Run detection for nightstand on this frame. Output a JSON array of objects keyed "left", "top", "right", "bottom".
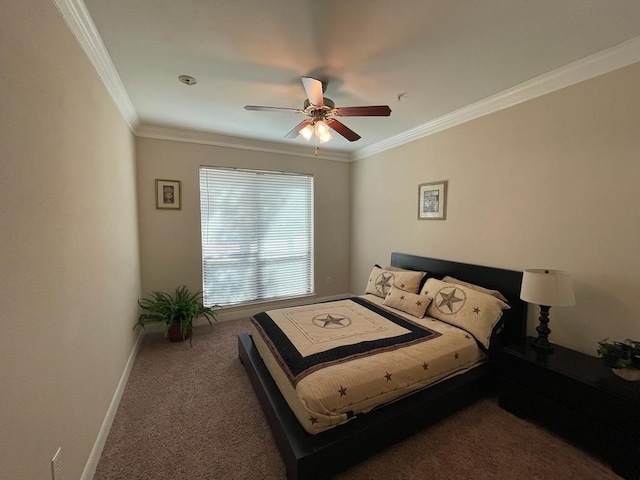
[{"left": 497, "top": 337, "right": 640, "bottom": 480}]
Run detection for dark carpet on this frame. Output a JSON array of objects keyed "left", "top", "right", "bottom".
[{"left": 93, "top": 318, "right": 621, "bottom": 479}]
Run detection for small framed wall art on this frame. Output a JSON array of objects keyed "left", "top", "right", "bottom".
[
  {"left": 155, "top": 179, "right": 181, "bottom": 210},
  {"left": 418, "top": 180, "right": 447, "bottom": 220}
]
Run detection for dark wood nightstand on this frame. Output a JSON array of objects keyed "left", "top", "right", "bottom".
[{"left": 497, "top": 337, "right": 640, "bottom": 480}]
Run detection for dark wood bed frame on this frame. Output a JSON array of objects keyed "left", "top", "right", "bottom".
[{"left": 238, "top": 252, "right": 527, "bottom": 479}]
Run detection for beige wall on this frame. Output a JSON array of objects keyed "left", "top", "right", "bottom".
[
  {"left": 136, "top": 138, "right": 350, "bottom": 319},
  {"left": 2, "top": 2, "right": 638, "bottom": 477},
  {"left": 0, "top": 2, "right": 141, "bottom": 479},
  {"left": 351, "top": 62, "right": 640, "bottom": 356}
]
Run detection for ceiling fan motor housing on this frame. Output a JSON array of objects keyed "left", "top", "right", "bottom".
[{"left": 303, "top": 98, "right": 335, "bottom": 111}]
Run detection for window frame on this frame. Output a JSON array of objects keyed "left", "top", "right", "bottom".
[{"left": 199, "top": 166, "right": 314, "bottom": 307}]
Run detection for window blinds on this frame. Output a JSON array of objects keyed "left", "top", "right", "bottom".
[{"left": 199, "top": 167, "right": 314, "bottom": 307}]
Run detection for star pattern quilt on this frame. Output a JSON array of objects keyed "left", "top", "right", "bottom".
[{"left": 251, "top": 294, "right": 487, "bottom": 434}]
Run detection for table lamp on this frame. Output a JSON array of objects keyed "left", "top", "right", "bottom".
[{"left": 520, "top": 269, "right": 576, "bottom": 352}]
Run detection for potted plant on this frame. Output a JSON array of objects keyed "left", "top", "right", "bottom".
[
  {"left": 597, "top": 338, "right": 640, "bottom": 381},
  {"left": 135, "top": 285, "right": 218, "bottom": 346}
]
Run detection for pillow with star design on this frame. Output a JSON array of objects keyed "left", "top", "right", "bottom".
[
  {"left": 441, "top": 276, "right": 508, "bottom": 302},
  {"left": 383, "top": 286, "right": 432, "bottom": 318},
  {"left": 364, "top": 265, "right": 426, "bottom": 298},
  {"left": 420, "top": 278, "right": 510, "bottom": 349},
  {"left": 385, "top": 265, "right": 429, "bottom": 291}
]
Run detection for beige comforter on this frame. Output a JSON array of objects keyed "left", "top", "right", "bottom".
[{"left": 251, "top": 294, "right": 486, "bottom": 434}]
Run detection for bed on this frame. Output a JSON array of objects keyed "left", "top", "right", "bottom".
[{"left": 238, "top": 252, "right": 527, "bottom": 479}]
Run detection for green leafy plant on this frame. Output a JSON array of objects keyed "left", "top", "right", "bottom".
[
  {"left": 597, "top": 338, "right": 640, "bottom": 369},
  {"left": 135, "top": 285, "right": 218, "bottom": 346}
]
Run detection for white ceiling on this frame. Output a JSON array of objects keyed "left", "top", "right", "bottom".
[{"left": 81, "top": 0, "right": 640, "bottom": 156}]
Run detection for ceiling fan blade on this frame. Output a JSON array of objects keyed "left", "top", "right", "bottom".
[
  {"left": 245, "top": 105, "right": 301, "bottom": 113},
  {"left": 334, "top": 105, "right": 392, "bottom": 117},
  {"left": 285, "top": 119, "right": 312, "bottom": 139},
  {"left": 301, "top": 77, "right": 324, "bottom": 107},
  {"left": 327, "top": 119, "right": 361, "bottom": 142}
]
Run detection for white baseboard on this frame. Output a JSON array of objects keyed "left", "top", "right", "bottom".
[
  {"left": 80, "top": 292, "right": 351, "bottom": 478},
  {"left": 81, "top": 330, "right": 144, "bottom": 480}
]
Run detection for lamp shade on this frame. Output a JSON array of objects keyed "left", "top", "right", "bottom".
[{"left": 520, "top": 269, "right": 576, "bottom": 307}]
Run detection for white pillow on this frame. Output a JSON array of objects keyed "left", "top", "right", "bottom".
[{"left": 421, "top": 278, "right": 509, "bottom": 348}]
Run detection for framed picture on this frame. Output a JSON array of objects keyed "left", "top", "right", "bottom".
[
  {"left": 418, "top": 180, "right": 447, "bottom": 220},
  {"left": 155, "top": 179, "right": 181, "bottom": 210}
]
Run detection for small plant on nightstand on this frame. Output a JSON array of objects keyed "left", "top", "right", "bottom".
[{"left": 597, "top": 338, "right": 640, "bottom": 381}]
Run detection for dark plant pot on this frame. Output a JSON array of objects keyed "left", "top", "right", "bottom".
[{"left": 167, "top": 322, "right": 192, "bottom": 342}]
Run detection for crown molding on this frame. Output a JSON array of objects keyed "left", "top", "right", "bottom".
[
  {"left": 54, "top": 0, "right": 639, "bottom": 162},
  {"left": 136, "top": 125, "right": 352, "bottom": 162},
  {"left": 354, "top": 35, "right": 640, "bottom": 160},
  {"left": 52, "top": 0, "right": 140, "bottom": 131}
]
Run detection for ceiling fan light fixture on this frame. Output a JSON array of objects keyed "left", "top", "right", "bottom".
[
  {"left": 315, "top": 120, "right": 329, "bottom": 135},
  {"left": 299, "top": 124, "right": 314, "bottom": 141},
  {"left": 317, "top": 130, "right": 333, "bottom": 144},
  {"left": 245, "top": 76, "right": 390, "bottom": 148}
]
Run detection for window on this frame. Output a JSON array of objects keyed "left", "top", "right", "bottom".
[{"left": 199, "top": 167, "right": 314, "bottom": 307}]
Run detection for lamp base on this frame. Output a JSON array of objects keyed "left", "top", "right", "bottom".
[
  {"left": 531, "top": 336, "right": 554, "bottom": 352},
  {"left": 532, "top": 305, "right": 554, "bottom": 353}
]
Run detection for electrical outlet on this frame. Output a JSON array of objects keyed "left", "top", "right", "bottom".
[
  {"left": 326, "top": 276, "right": 332, "bottom": 285},
  {"left": 51, "top": 447, "right": 62, "bottom": 480}
]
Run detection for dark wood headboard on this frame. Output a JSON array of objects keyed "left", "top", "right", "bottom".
[{"left": 390, "top": 252, "right": 527, "bottom": 345}]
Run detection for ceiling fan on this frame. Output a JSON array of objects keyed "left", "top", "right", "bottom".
[{"left": 244, "top": 77, "right": 391, "bottom": 146}]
